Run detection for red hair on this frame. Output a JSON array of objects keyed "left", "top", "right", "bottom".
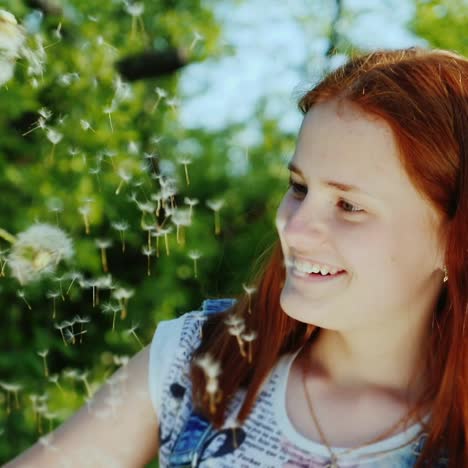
[{"left": 190, "top": 47, "right": 468, "bottom": 466}]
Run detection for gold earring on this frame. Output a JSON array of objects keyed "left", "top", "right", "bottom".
[{"left": 443, "top": 265, "right": 448, "bottom": 283}]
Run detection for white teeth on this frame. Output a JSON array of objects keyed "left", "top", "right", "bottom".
[{"left": 293, "top": 259, "right": 340, "bottom": 275}]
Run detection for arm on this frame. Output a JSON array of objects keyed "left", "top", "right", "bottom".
[{"left": 4, "top": 345, "right": 159, "bottom": 468}]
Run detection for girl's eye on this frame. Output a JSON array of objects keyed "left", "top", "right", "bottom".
[{"left": 287, "top": 178, "right": 364, "bottom": 214}]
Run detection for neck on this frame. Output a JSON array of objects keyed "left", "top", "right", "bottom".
[{"left": 306, "top": 314, "right": 432, "bottom": 403}]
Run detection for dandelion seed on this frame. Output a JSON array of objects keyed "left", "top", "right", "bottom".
[
  {"left": 77, "top": 370, "right": 92, "bottom": 397},
  {"left": 155, "top": 225, "right": 172, "bottom": 256},
  {"left": 242, "top": 284, "right": 257, "bottom": 314},
  {"left": 241, "top": 330, "right": 258, "bottom": 363},
  {"left": 103, "top": 103, "right": 116, "bottom": 132},
  {"left": 171, "top": 208, "right": 191, "bottom": 246},
  {"left": 78, "top": 202, "right": 92, "bottom": 235},
  {"left": 188, "top": 250, "right": 202, "bottom": 278},
  {"left": 112, "top": 287, "right": 134, "bottom": 320},
  {"left": 101, "top": 302, "right": 120, "bottom": 332},
  {"left": 7, "top": 223, "right": 74, "bottom": 285},
  {"left": 151, "top": 87, "right": 167, "bottom": 113},
  {"left": 95, "top": 238, "right": 112, "bottom": 273},
  {"left": 37, "top": 349, "right": 49, "bottom": 377},
  {"left": 46, "top": 197, "right": 64, "bottom": 225},
  {"left": 65, "top": 270, "right": 83, "bottom": 295},
  {"left": 177, "top": 156, "right": 192, "bottom": 186},
  {"left": 43, "top": 411, "right": 59, "bottom": 434},
  {"left": 80, "top": 119, "right": 95, "bottom": 133},
  {"left": 142, "top": 246, "right": 154, "bottom": 276},
  {"left": 225, "top": 314, "right": 247, "bottom": 358},
  {"left": 184, "top": 197, "right": 199, "bottom": 219},
  {"left": 141, "top": 220, "right": 156, "bottom": 251},
  {"left": 46, "top": 290, "right": 60, "bottom": 319},
  {"left": 0, "top": 9, "right": 25, "bottom": 87},
  {"left": 54, "top": 322, "right": 68, "bottom": 346},
  {"left": 206, "top": 199, "right": 224, "bottom": 235},
  {"left": 166, "top": 97, "right": 179, "bottom": 113},
  {"left": 124, "top": 1, "right": 145, "bottom": 41},
  {"left": 125, "top": 322, "right": 143, "bottom": 349},
  {"left": 48, "top": 374, "right": 64, "bottom": 394},
  {"left": 189, "top": 31, "right": 204, "bottom": 51},
  {"left": 89, "top": 166, "right": 102, "bottom": 191},
  {"left": 111, "top": 220, "right": 129, "bottom": 253},
  {"left": 194, "top": 353, "right": 222, "bottom": 415},
  {"left": 64, "top": 328, "right": 76, "bottom": 345},
  {"left": 22, "top": 116, "right": 47, "bottom": 136},
  {"left": 45, "top": 128, "right": 63, "bottom": 163},
  {"left": 115, "top": 167, "right": 132, "bottom": 195},
  {"left": 73, "top": 314, "right": 91, "bottom": 343},
  {"left": 17, "top": 290, "right": 32, "bottom": 309},
  {"left": 0, "top": 381, "right": 22, "bottom": 413}
]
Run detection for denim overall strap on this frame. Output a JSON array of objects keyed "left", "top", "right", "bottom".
[{"left": 200, "top": 298, "right": 237, "bottom": 315}]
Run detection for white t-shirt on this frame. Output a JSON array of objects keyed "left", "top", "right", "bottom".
[{"left": 149, "top": 298, "right": 448, "bottom": 467}]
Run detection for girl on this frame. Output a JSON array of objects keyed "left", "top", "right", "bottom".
[{"left": 6, "top": 46, "right": 467, "bottom": 468}]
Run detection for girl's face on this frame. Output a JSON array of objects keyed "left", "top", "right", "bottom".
[{"left": 276, "top": 99, "right": 446, "bottom": 331}]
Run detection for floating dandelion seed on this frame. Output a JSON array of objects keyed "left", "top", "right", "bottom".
[
  {"left": 194, "top": 353, "right": 222, "bottom": 415},
  {"left": 0, "top": 249, "right": 8, "bottom": 276},
  {"left": 95, "top": 238, "right": 112, "bottom": 273},
  {"left": 78, "top": 201, "right": 93, "bottom": 235},
  {"left": 177, "top": 156, "right": 192, "bottom": 186},
  {"left": 45, "top": 128, "right": 63, "bottom": 163},
  {"left": 116, "top": 167, "right": 132, "bottom": 195},
  {"left": 48, "top": 374, "right": 64, "bottom": 394},
  {"left": 156, "top": 225, "right": 172, "bottom": 256},
  {"left": 111, "top": 220, "right": 129, "bottom": 252},
  {"left": 166, "top": 97, "right": 179, "bottom": 113},
  {"left": 17, "top": 289, "right": 32, "bottom": 309},
  {"left": 101, "top": 302, "right": 120, "bottom": 332},
  {"left": 7, "top": 223, "right": 74, "bottom": 285},
  {"left": 225, "top": 314, "right": 247, "bottom": 357},
  {"left": 141, "top": 220, "right": 156, "bottom": 251},
  {"left": 188, "top": 250, "right": 202, "bottom": 278},
  {"left": 184, "top": 197, "right": 199, "bottom": 218},
  {"left": 171, "top": 208, "right": 191, "bottom": 246},
  {"left": 73, "top": 314, "right": 91, "bottom": 344},
  {"left": 80, "top": 119, "right": 95, "bottom": 132},
  {"left": 37, "top": 349, "right": 49, "bottom": 377},
  {"left": 77, "top": 370, "right": 92, "bottom": 397},
  {"left": 142, "top": 246, "right": 154, "bottom": 276},
  {"left": 206, "top": 199, "right": 225, "bottom": 235},
  {"left": 43, "top": 411, "right": 59, "bottom": 433},
  {"left": 46, "top": 197, "right": 64, "bottom": 225},
  {"left": 54, "top": 322, "right": 68, "bottom": 346},
  {"left": 242, "top": 284, "right": 257, "bottom": 314},
  {"left": 151, "top": 87, "right": 167, "bottom": 113},
  {"left": 128, "top": 140, "right": 139, "bottom": 155},
  {"left": 189, "top": 31, "right": 204, "bottom": 51},
  {"left": 53, "top": 274, "right": 66, "bottom": 300},
  {"left": 124, "top": 1, "right": 145, "bottom": 41},
  {"left": 0, "top": 381, "right": 22, "bottom": 413},
  {"left": 125, "top": 322, "right": 143, "bottom": 349},
  {"left": 241, "top": 330, "right": 257, "bottom": 363},
  {"left": 95, "top": 274, "right": 113, "bottom": 306},
  {"left": 103, "top": 102, "right": 116, "bottom": 132},
  {"left": 112, "top": 287, "right": 134, "bottom": 320},
  {"left": 65, "top": 270, "right": 83, "bottom": 295}
]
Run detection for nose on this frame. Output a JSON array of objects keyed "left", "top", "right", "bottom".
[{"left": 276, "top": 196, "right": 328, "bottom": 249}]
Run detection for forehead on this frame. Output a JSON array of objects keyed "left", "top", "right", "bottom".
[
  {"left": 294, "top": 99, "right": 442, "bottom": 227},
  {"left": 294, "top": 101, "right": 409, "bottom": 200}
]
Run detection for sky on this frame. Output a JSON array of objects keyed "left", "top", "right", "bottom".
[{"left": 178, "top": 0, "right": 428, "bottom": 144}]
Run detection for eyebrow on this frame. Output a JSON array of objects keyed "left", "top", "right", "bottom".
[{"left": 287, "top": 161, "right": 375, "bottom": 197}]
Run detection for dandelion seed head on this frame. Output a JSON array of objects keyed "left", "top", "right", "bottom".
[
  {"left": 80, "top": 119, "right": 92, "bottom": 131},
  {"left": 206, "top": 199, "right": 224, "bottom": 212},
  {"left": 95, "top": 238, "right": 112, "bottom": 249},
  {"left": 37, "top": 349, "right": 49, "bottom": 358},
  {"left": 188, "top": 250, "right": 202, "bottom": 260},
  {"left": 0, "top": 9, "right": 25, "bottom": 61},
  {"left": 242, "top": 284, "right": 257, "bottom": 295},
  {"left": 194, "top": 353, "right": 221, "bottom": 379},
  {"left": 112, "top": 287, "right": 134, "bottom": 301},
  {"left": 171, "top": 208, "right": 192, "bottom": 226},
  {"left": 46, "top": 128, "right": 63, "bottom": 145},
  {"left": 241, "top": 330, "right": 258, "bottom": 342},
  {"left": 184, "top": 197, "right": 199, "bottom": 207},
  {"left": 7, "top": 223, "right": 74, "bottom": 284},
  {"left": 125, "top": 2, "right": 144, "bottom": 17},
  {"left": 111, "top": 220, "right": 129, "bottom": 232}
]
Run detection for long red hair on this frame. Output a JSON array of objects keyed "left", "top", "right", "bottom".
[{"left": 190, "top": 47, "right": 468, "bottom": 466}]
